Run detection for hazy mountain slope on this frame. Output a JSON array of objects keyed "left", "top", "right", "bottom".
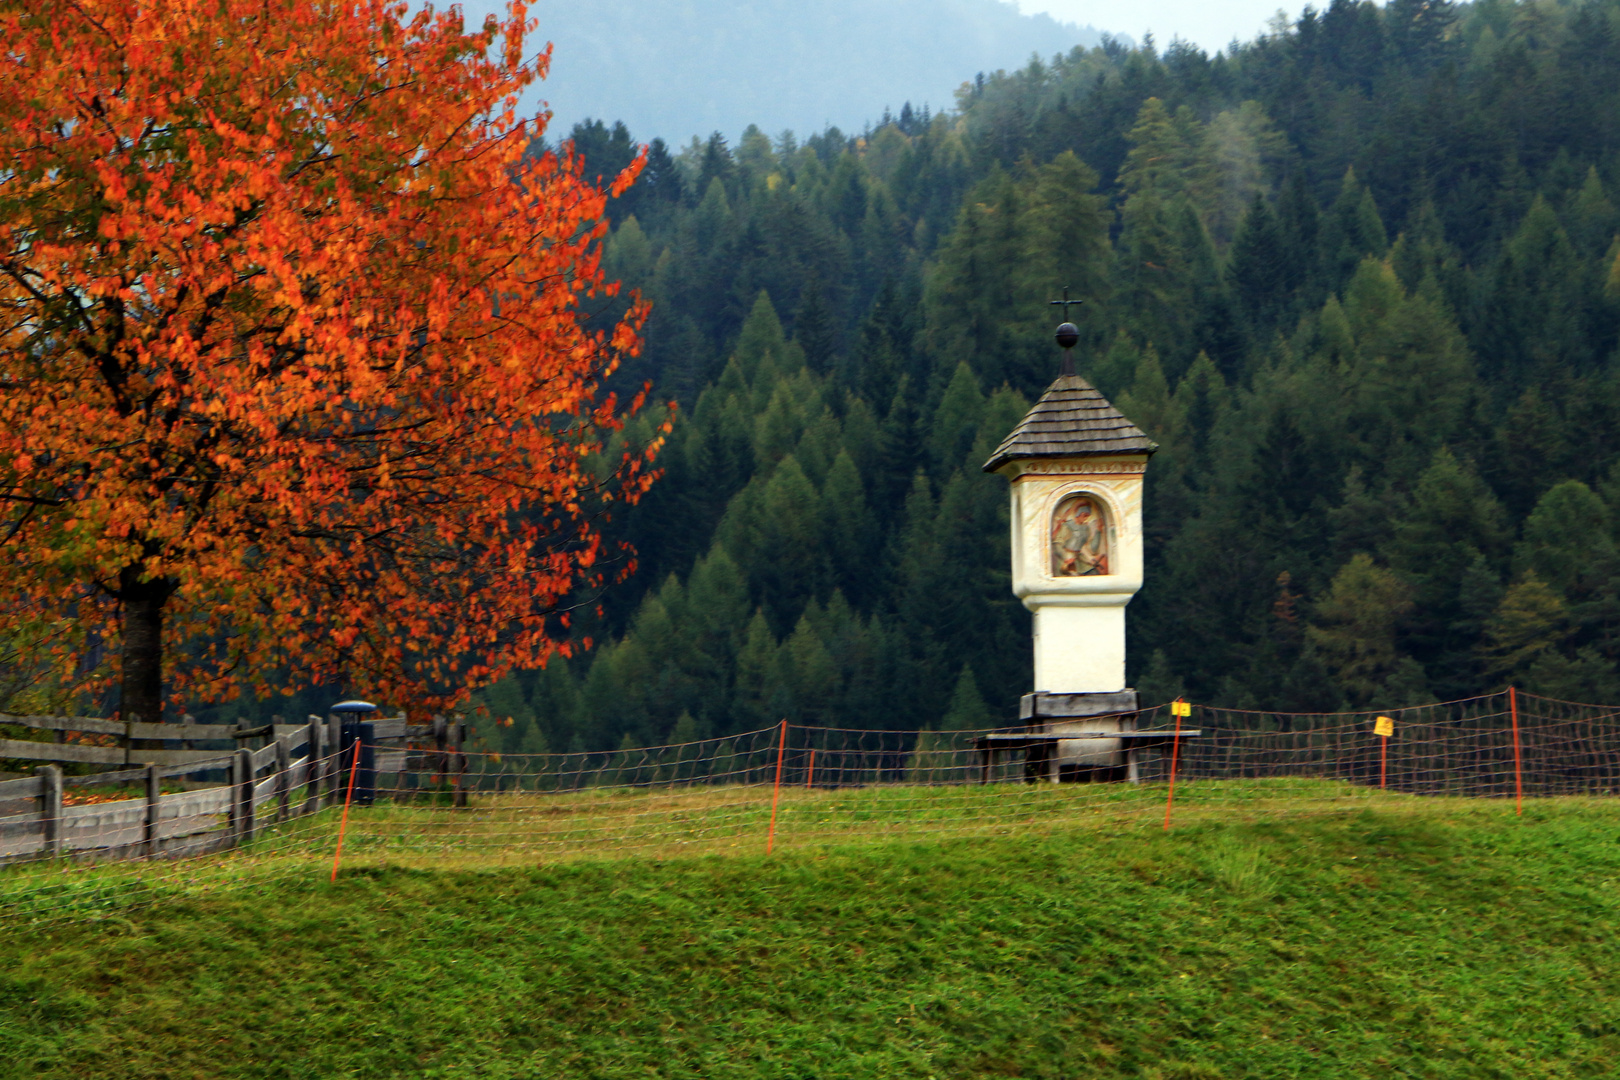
[{"left": 507, "top": 0, "right": 1111, "bottom": 143}]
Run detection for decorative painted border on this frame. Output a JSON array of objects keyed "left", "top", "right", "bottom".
[{"left": 1031, "top": 479, "right": 1127, "bottom": 583}]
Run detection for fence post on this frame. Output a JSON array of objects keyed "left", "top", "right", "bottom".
[
  {"left": 326, "top": 717, "right": 342, "bottom": 803},
  {"left": 40, "top": 765, "right": 63, "bottom": 858},
  {"left": 1164, "top": 699, "right": 1188, "bottom": 831},
  {"left": 234, "top": 747, "right": 256, "bottom": 843},
  {"left": 329, "top": 737, "right": 363, "bottom": 883},
  {"left": 767, "top": 720, "right": 787, "bottom": 855},
  {"left": 450, "top": 718, "right": 467, "bottom": 808},
  {"left": 431, "top": 715, "right": 447, "bottom": 787},
  {"left": 144, "top": 763, "right": 161, "bottom": 857},
  {"left": 275, "top": 736, "right": 291, "bottom": 823},
  {"left": 229, "top": 751, "right": 243, "bottom": 843},
  {"left": 306, "top": 718, "right": 324, "bottom": 815},
  {"left": 1509, "top": 685, "right": 1523, "bottom": 816}
]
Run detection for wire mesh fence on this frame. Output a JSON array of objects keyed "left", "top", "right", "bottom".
[
  {"left": 1148, "top": 691, "right": 1620, "bottom": 798},
  {"left": 5, "top": 688, "right": 1620, "bottom": 923}
]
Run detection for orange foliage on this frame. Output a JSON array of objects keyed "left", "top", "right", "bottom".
[{"left": 0, "top": 0, "right": 662, "bottom": 714}]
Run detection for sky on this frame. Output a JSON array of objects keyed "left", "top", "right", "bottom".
[
  {"left": 450, "top": 0, "right": 1313, "bottom": 144},
  {"left": 1019, "top": 0, "right": 1301, "bottom": 54}
]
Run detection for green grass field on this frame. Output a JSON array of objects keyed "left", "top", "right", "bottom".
[{"left": 3, "top": 782, "right": 1620, "bottom": 1078}]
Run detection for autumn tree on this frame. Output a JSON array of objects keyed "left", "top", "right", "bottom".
[{"left": 0, "top": 0, "right": 660, "bottom": 722}]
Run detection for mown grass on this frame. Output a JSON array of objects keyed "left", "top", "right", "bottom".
[{"left": 3, "top": 784, "right": 1620, "bottom": 1078}]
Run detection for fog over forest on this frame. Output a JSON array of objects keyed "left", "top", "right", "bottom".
[{"left": 461, "top": 0, "right": 1111, "bottom": 143}]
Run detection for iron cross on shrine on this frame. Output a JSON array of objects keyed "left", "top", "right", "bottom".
[
  {"left": 1050, "top": 287, "right": 1083, "bottom": 374},
  {"left": 1050, "top": 287, "right": 1084, "bottom": 322}
]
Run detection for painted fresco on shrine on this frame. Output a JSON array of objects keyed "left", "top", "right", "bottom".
[{"left": 1049, "top": 494, "right": 1111, "bottom": 576}]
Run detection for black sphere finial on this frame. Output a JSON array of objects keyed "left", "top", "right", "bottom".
[{"left": 1049, "top": 287, "right": 1083, "bottom": 376}]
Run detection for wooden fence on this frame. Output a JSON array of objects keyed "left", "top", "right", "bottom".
[{"left": 0, "top": 712, "right": 467, "bottom": 864}]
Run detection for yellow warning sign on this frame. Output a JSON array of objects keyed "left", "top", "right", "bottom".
[
  {"left": 1171, "top": 701, "right": 1192, "bottom": 717},
  {"left": 1374, "top": 715, "right": 1394, "bottom": 738}
]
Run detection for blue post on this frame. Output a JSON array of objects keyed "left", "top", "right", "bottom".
[{"left": 331, "top": 700, "right": 380, "bottom": 806}]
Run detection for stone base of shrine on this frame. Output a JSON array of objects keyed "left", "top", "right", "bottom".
[{"left": 974, "top": 689, "right": 1197, "bottom": 784}]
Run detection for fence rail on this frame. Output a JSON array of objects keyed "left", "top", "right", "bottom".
[{"left": 0, "top": 711, "right": 466, "bottom": 864}]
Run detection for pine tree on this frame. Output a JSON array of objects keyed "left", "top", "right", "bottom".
[
  {"left": 848, "top": 281, "right": 914, "bottom": 412},
  {"left": 1567, "top": 167, "right": 1617, "bottom": 258},
  {"left": 752, "top": 380, "right": 812, "bottom": 467},
  {"left": 1228, "top": 193, "right": 1290, "bottom": 334},
  {"left": 1135, "top": 650, "right": 1186, "bottom": 707},
  {"left": 940, "top": 664, "right": 995, "bottom": 731},
  {"left": 669, "top": 711, "right": 705, "bottom": 780},
  {"left": 518, "top": 720, "right": 552, "bottom": 758},
  {"left": 732, "top": 611, "right": 779, "bottom": 733},
  {"left": 754, "top": 456, "right": 828, "bottom": 633},
  {"left": 1491, "top": 389, "right": 1574, "bottom": 518},
  {"left": 1021, "top": 151, "right": 1112, "bottom": 357},
  {"left": 873, "top": 375, "right": 924, "bottom": 520},
  {"left": 1307, "top": 554, "right": 1417, "bottom": 707},
  {"left": 1275, "top": 173, "right": 1321, "bottom": 307},
  {"left": 1319, "top": 169, "right": 1388, "bottom": 295},
  {"left": 1383, "top": 449, "right": 1509, "bottom": 697},
  {"left": 1482, "top": 573, "right": 1572, "bottom": 687},
  {"left": 784, "top": 614, "right": 839, "bottom": 726},
  {"left": 922, "top": 167, "right": 1032, "bottom": 389},
  {"left": 927, "top": 363, "right": 986, "bottom": 473},
  {"left": 734, "top": 292, "right": 790, "bottom": 382},
  {"left": 698, "top": 132, "right": 737, "bottom": 196},
  {"left": 1514, "top": 480, "right": 1614, "bottom": 599},
  {"left": 1388, "top": 198, "right": 1467, "bottom": 318},
  {"left": 821, "top": 452, "right": 878, "bottom": 606},
  {"left": 793, "top": 278, "right": 838, "bottom": 374},
  {"left": 1118, "top": 98, "right": 1207, "bottom": 205},
  {"left": 1480, "top": 196, "right": 1591, "bottom": 382}
]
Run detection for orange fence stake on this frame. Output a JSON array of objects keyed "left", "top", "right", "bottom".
[
  {"left": 766, "top": 719, "right": 787, "bottom": 854},
  {"left": 1509, "top": 685, "right": 1523, "bottom": 816},
  {"left": 806, "top": 748, "right": 815, "bottom": 789},
  {"left": 329, "top": 739, "right": 362, "bottom": 883},
  {"left": 1374, "top": 715, "right": 1394, "bottom": 789},
  {"left": 1164, "top": 699, "right": 1188, "bottom": 830}
]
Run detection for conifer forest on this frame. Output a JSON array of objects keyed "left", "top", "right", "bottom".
[{"left": 474, "top": 0, "right": 1620, "bottom": 758}]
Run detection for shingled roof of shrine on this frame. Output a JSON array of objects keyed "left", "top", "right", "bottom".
[{"left": 982, "top": 374, "right": 1157, "bottom": 473}]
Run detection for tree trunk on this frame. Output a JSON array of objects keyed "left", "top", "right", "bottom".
[{"left": 121, "top": 565, "right": 175, "bottom": 747}]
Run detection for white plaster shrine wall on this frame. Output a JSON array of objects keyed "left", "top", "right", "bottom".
[{"left": 1004, "top": 455, "right": 1148, "bottom": 695}]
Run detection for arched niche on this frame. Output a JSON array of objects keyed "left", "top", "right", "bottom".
[{"left": 1048, "top": 491, "right": 1114, "bottom": 577}]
